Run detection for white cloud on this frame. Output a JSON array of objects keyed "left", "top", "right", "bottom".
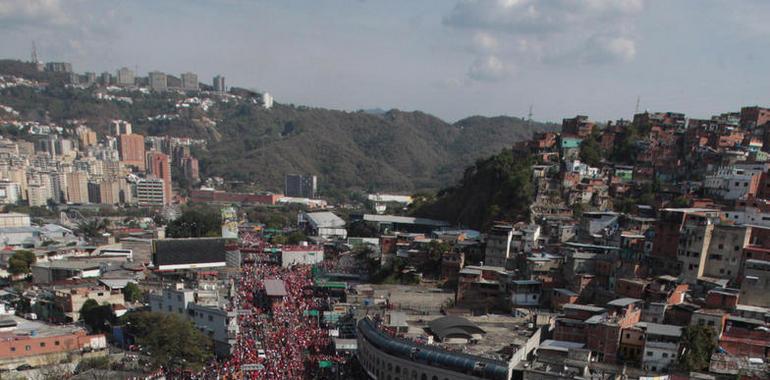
[
  {"left": 445, "top": 0, "right": 645, "bottom": 79},
  {"left": 467, "top": 55, "right": 508, "bottom": 82},
  {"left": 0, "top": 0, "right": 72, "bottom": 27},
  {"left": 587, "top": 35, "right": 636, "bottom": 63},
  {"left": 472, "top": 32, "right": 499, "bottom": 53}
]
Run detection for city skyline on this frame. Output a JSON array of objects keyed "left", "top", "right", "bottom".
[{"left": 2, "top": 0, "right": 770, "bottom": 122}]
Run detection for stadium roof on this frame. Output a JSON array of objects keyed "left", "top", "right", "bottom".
[
  {"left": 361, "top": 214, "right": 450, "bottom": 227},
  {"left": 428, "top": 316, "right": 485, "bottom": 341}
]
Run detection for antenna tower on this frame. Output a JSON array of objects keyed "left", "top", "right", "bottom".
[{"left": 31, "top": 41, "right": 38, "bottom": 63}]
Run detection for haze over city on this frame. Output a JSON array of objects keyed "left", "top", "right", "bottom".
[{"left": 2, "top": 0, "right": 770, "bottom": 121}]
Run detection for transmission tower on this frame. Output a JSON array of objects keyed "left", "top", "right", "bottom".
[
  {"left": 634, "top": 96, "right": 640, "bottom": 115},
  {"left": 527, "top": 104, "right": 533, "bottom": 127},
  {"left": 31, "top": 41, "right": 38, "bottom": 63}
]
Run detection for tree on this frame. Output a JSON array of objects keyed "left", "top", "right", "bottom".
[
  {"left": 122, "top": 312, "right": 212, "bottom": 371},
  {"left": 76, "top": 218, "right": 108, "bottom": 239},
  {"left": 8, "top": 250, "right": 36, "bottom": 275},
  {"left": 286, "top": 230, "right": 307, "bottom": 245},
  {"left": 80, "top": 299, "right": 116, "bottom": 333},
  {"left": 122, "top": 282, "right": 144, "bottom": 303},
  {"left": 579, "top": 133, "right": 602, "bottom": 167},
  {"left": 679, "top": 325, "right": 717, "bottom": 371},
  {"left": 165, "top": 209, "right": 220, "bottom": 238}
]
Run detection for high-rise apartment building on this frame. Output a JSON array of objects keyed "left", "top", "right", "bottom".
[
  {"left": 137, "top": 178, "right": 165, "bottom": 206},
  {"left": 284, "top": 174, "right": 317, "bottom": 198},
  {"left": 111, "top": 120, "right": 132, "bottom": 136},
  {"left": 213, "top": 75, "right": 225, "bottom": 93},
  {"left": 182, "top": 156, "right": 199, "bottom": 182},
  {"left": 149, "top": 71, "right": 167, "bottom": 92},
  {"left": 0, "top": 180, "right": 20, "bottom": 204},
  {"left": 180, "top": 72, "right": 198, "bottom": 91},
  {"left": 118, "top": 134, "right": 146, "bottom": 171},
  {"left": 146, "top": 152, "right": 172, "bottom": 204},
  {"left": 116, "top": 67, "right": 135, "bottom": 87},
  {"left": 76, "top": 126, "right": 97, "bottom": 147},
  {"left": 65, "top": 172, "right": 89, "bottom": 204}
]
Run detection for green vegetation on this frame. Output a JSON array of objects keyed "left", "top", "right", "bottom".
[
  {"left": 79, "top": 299, "right": 116, "bottom": 333},
  {"left": 8, "top": 250, "right": 36, "bottom": 275},
  {"left": 165, "top": 208, "right": 221, "bottom": 238},
  {"left": 679, "top": 325, "right": 717, "bottom": 371},
  {"left": 579, "top": 129, "right": 603, "bottom": 167},
  {"left": 271, "top": 230, "right": 307, "bottom": 245},
  {"left": 76, "top": 218, "right": 109, "bottom": 239},
  {"left": 0, "top": 59, "right": 558, "bottom": 197},
  {"left": 122, "top": 311, "right": 213, "bottom": 371},
  {"left": 411, "top": 149, "right": 534, "bottom": 229},
  {"left": 75, "top": 356, "right": 110, "bottom": 372},
  {"left": 122, "top": 282, "right": 144, "bottom": 303}
]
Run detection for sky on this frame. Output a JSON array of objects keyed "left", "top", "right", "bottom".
[{"left": 1, "top": 0, "right": 770, "bottom": 123}]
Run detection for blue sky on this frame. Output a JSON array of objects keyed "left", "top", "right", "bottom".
[{"left": 1, "top": 0, "right": 770, "bottom": 123}]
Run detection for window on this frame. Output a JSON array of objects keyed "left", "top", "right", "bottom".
[
  {"left": 209, "top": 315, "right": 213, "bottom": 322},
  {"left": 662, "top": 353, "right": 668, "bottom": 358},
  {"left": 25, "top": 345, "right": 30, "bottom": 351},
  {"left": 10, "top": 347, "right": 15, "bottom": 352},
  {"left": 54, "top": 341, "right": 60, "bottom": 346},
  {"left": 40, "top": 342, "right": 45, "bottom": 347},
  {"left": 647, "top": 351, "right": 653, "bottom": 356}
]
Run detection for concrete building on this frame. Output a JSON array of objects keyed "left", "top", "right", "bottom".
[
  {"left": 31, "top": 261, "right": 102, "bottom": 285},
  {"left": 182, "top": 156, "right": 199, "bottom": 182},
  {"left": 44, "top": 62, "right": 73, "bottom": 73},
  {"left": 148, "top": 71, "right": 167, "bottom": 92},
  {"left": 180, "top": 72, "right": 198, "bottom": 91},
  {"left": 639, "top": 323, "right": 682, "bottom": 373},
  {"left": 0, "top": 316, "right": 106, "bottom": 370},
  {"left": 213, "top": 75, "right": 225, "bottom": 93},
  {"left": 118, "top": 134, "right": 146, "bottom": 171},
  {"left": 65, "top": 172, "right": 89, "bottom": 204},
  {"left": 702, "top": 224, "right": 750, "bottom": 283},
  {"left": 111, "top": 120, "right": 132, "bottom": 136},
  {"left": 75, "top": 126, "right": 97, "bottom": 147},
  {"left": 484, "top": 224, "right": 514, "bottom": 268},
  {"left": 136, "top": 178, "right": 165, "bottom": 206},
  {"left": 0, "top": 180, "right": 20, "bottom": 204},
  {"left": 704, "top": 167, "right": 761, "bottom": 200},
  {"left": 0, "top": 213, "right": 30, "bottom": 228},
  {"left": 53, "top": 286, "right": 124, "bottom": 322},
  {"left": 116, "top": 67, "right": 135, "bottom": 87},
  {"left": 262, "top": 92, "right": 274, "bottom": 109},
  {"left": 284, "top": 174, "right": 317, "bottom": 198},
  {"left": 146, "top": 151, "right": 172, "bottom": 204},
  {"left": 299, "top": 212, "right": 346, "bottom": 239},
  {"left": 676, "top": 212, "right": 719, "bottom": 283},
  {"left": 27, "top": 181, "right": 50, "bottom": 207},
  {"left": 740, "top": 259, "right": 770, "bottom": 307},
  {"left": 149, "top": 284, "right": 237, "bottom": 356}
]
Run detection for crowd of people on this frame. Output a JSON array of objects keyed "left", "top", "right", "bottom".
[{"left": 189, "top": 233, "right": 345, "bottom": 379}]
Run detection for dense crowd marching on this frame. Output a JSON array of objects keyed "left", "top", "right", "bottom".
[{"left": 185, "top": 233, "right": 345, "bottom": 379}]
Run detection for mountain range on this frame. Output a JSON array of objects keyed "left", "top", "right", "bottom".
[{"left": 0, "top": 59, "right": 558, "bottom": 197}]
